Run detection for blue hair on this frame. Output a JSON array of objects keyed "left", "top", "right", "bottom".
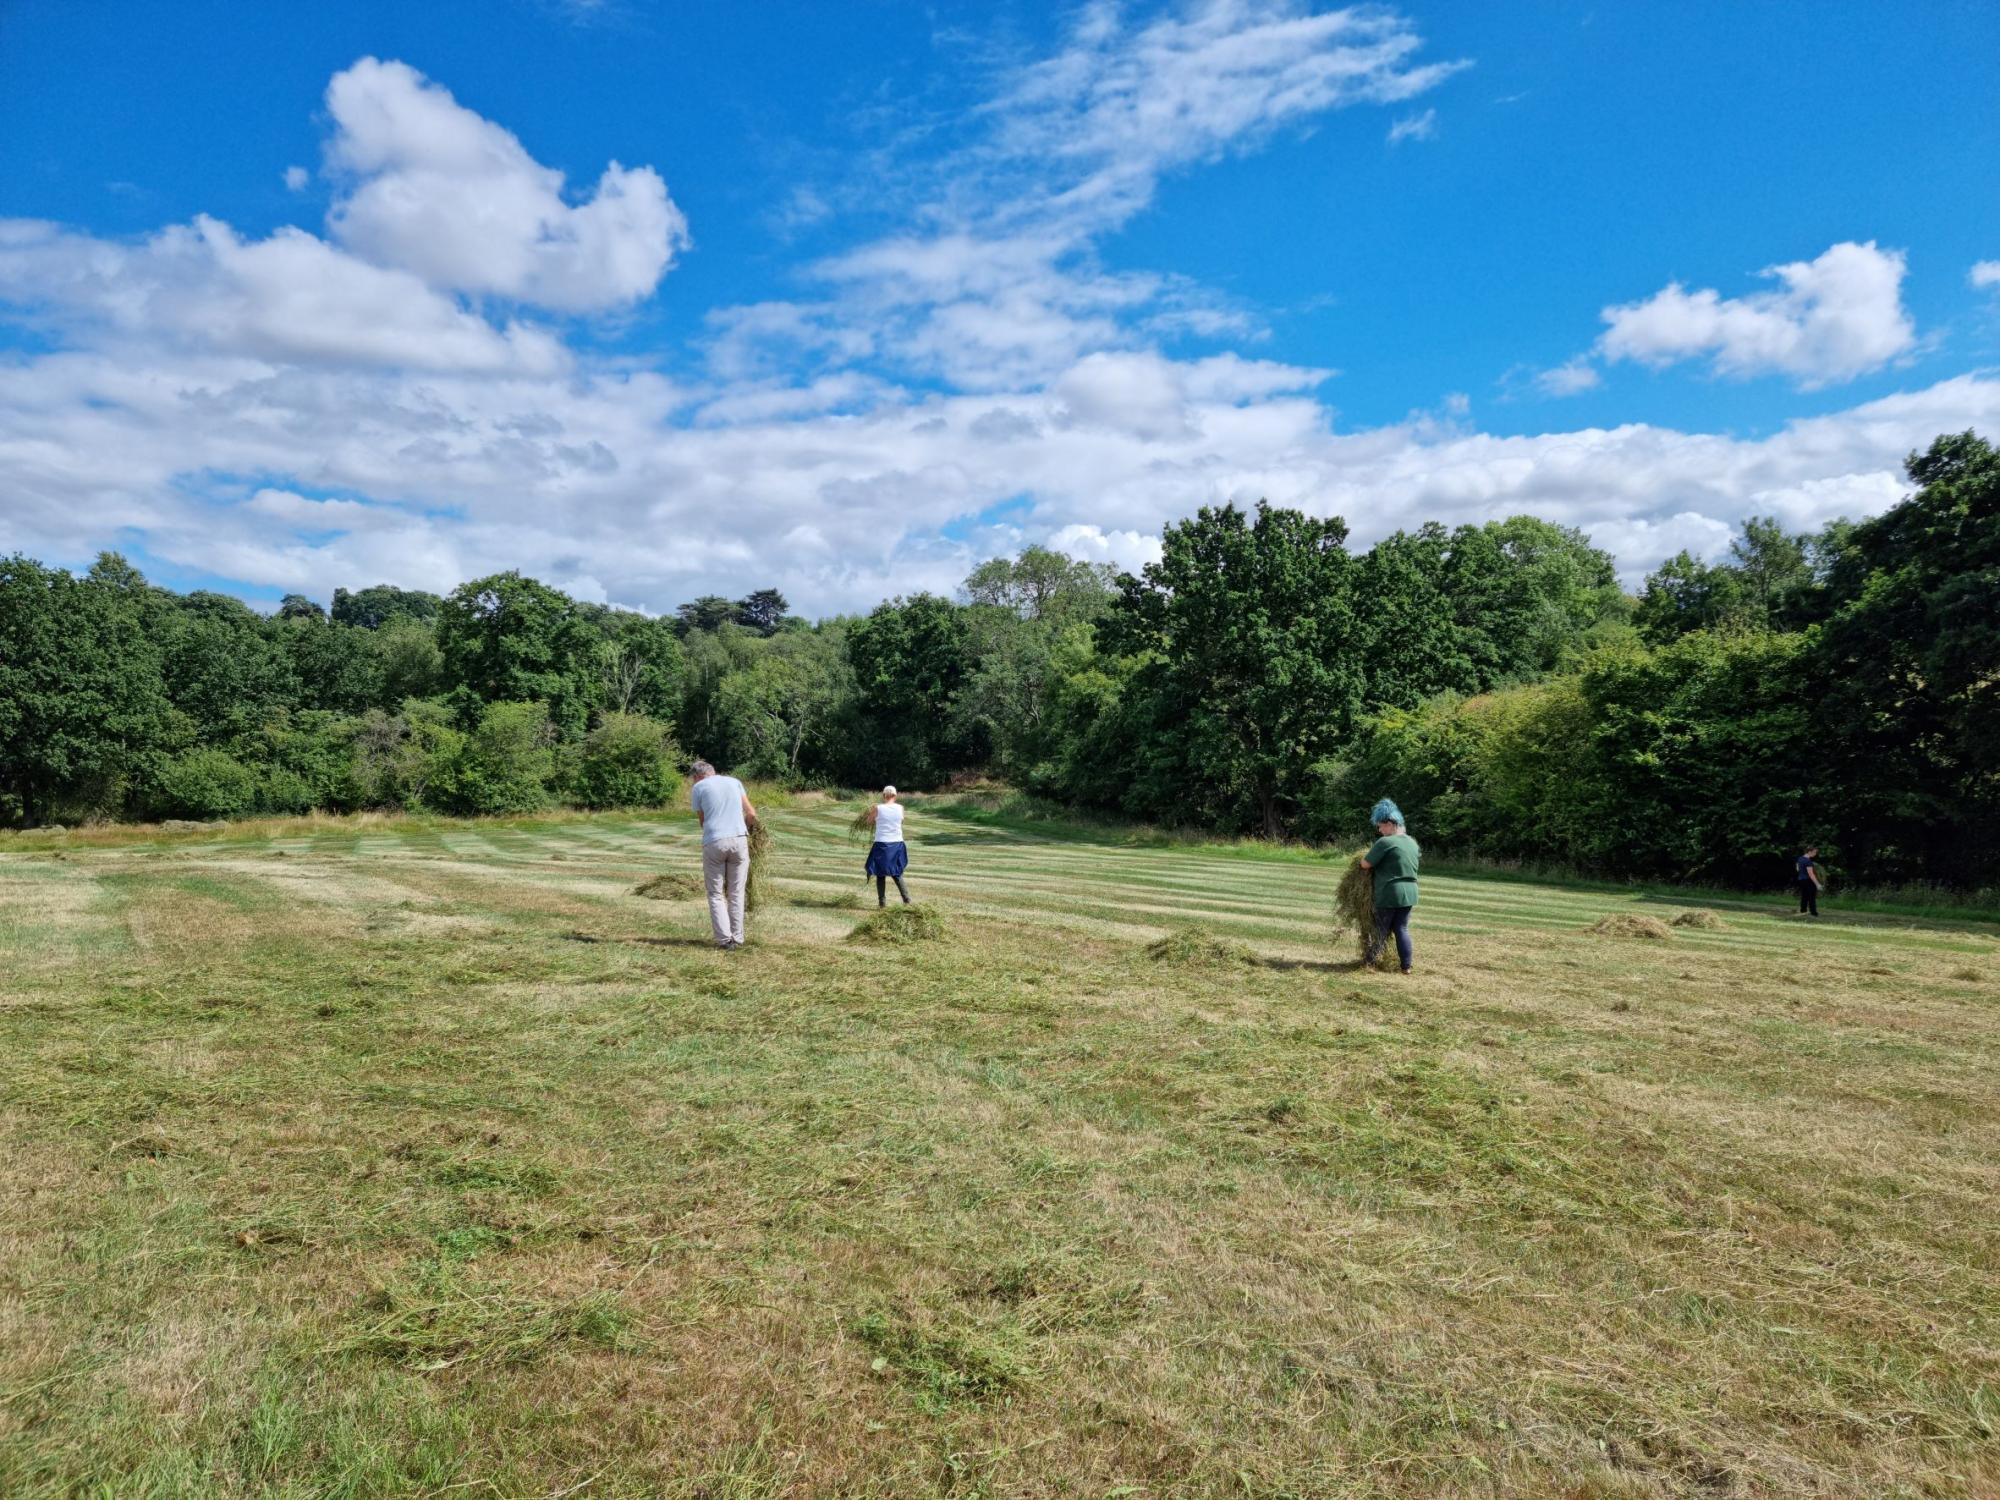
[{"left": 1370, "top": 798, "right": 1404, "bottom": 827}]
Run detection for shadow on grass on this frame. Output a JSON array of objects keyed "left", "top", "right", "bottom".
[
  {"left": 562, "top": 931, "right": 722, "bottom": 950},
  {"left": 1253, "top": 955, "right": 1348, "bottom": 974}
]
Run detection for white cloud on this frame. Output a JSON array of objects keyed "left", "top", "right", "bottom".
[
  {"left": 283, "top": 165, "right": 310, "bottom": 192},
  {"left": 718, "top": 2, "right": 1465, "bottom": 391},
  {"left": 1387, "top": 108, "right": 1437, "bottom": 144},
  {"left": 0, "top": 216, "right": 566, "bottom": 374},
  {"left": 1597, "top": 240, "right": 1914, "bottom": 388},
  {"left": 1535, "top": 357, "right": 1600, "bottom": 396},
  {"left": 1972, "top": 260, "right": 2000, "bottom": 290},
  {"left": 5, "top": 38, "right": 1994, "bottom": 620},
  {"left": 324, "top": 57, "right": 687, "bottom": 312}
]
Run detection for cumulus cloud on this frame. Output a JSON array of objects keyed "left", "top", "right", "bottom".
[
  {"left": 0, "top": 217, "right": 565, "bottom": 374},
  {"left": 282, "top": 165, "right": 310, "bottom": 192},
  {"left": 1597, "top": 240, "right": 1915, "bottom": 388},
  {"left": 324, "top": 58, "right": 688, "bottom": 311},
  {"left": 1972, "top": 260, "right": 2000, "bottom": 291},
  {"left": 1387, "top": 108, "right": 1437, "bottom": 144}
]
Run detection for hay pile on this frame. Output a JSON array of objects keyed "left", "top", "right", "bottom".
[
  {"left": 1145, "top": 928, "right": 1255, "bottom": 968},
  {"left": 1671, "top": 909, "right": 1727, "bottom": 930},
  {"left": 1332, "top": 850, "right": 1396, "bottom": 969},
  {"left": 849, "top": 904, "right": 946, "bottom": 944},
  {"left": 744, "top": 820, "right": 773, "bottom": 912},
  {"left": 633, "top": 873, "right": 701, "bottom": 900},
  {"left": 1587, "top": 914, "right": 1674, "bottom": 941}
]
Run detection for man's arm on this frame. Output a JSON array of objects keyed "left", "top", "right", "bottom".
[{"left": 741, "top": 794, "right": 759, "bottom": 829}]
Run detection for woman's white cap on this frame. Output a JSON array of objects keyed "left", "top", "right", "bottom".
[{"left": 882, "top": 784, "right": 897, "bottom": 796}]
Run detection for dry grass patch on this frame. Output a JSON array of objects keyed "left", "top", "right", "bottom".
[
  {"left": 1144, "top": 926, "right": 1256, "bottom": 968},
  {"left": 3, "top": 807, "right": 1997, "bottom": 1498},
  {"left": 1670, "top": 908, "right": 1728, "bottom": 930},
  {"left": 633, "top": 872, "right": 702, "bottom": 899},
  {"left": 848, "top": 904, "right": 947, "bottom": 944},
  {"left": 1588, "top": 913, "right": 1675, "bottom": 940}
]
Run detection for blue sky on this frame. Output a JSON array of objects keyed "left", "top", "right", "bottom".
[{"left": 2, "top": 0, "right": 1997, "bottom": 613}]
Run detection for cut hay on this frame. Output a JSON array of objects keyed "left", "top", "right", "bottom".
[
  {"left": 1144, "top": 927, "right": 1255, "bottom": 968},
  {"left": 848, "top": 806, "right": 876, "bottom": 841},
  {"left": 848, "top": 904, "right": 945, "bottom": 944},
  {"left": 633, "top": 873, "right": 701, "bottom": 900},
  {"left": 1587, "top": 914, "right": 1674, "bottom": 941},
  {"left": 1331, "top": 850, "right": 1396, "bottom": 969},
  {"left": 744, "top": 820, "right": 773, "bottom": 912},
  {"left": 1670, "top": 908, "right": 1727, "bottom": 930}
]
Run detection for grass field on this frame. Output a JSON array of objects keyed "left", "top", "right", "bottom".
[{"left": 2, "top": 796, "right": 1996, "bottom": 1498}]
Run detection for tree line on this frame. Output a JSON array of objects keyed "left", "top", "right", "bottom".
[{"left": 2, "top": 431, "right": 1993, "bottom": 889}]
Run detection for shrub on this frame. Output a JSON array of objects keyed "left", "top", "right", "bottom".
[
  {"left": 427, "top": 701, "right": 555, "bottom": 816},
  {"left": 572, "top": 713, "right": 681, "bottom": 810},
  {"left": 352, "top": 700, "right": 463, "bottom": 810},
  {"left": 150, "top": 749, "right": 259, "bottom": 820}
]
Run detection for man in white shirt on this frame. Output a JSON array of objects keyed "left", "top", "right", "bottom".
[{"left": 688, "top": 760, "right": 759, "bottom": 949}]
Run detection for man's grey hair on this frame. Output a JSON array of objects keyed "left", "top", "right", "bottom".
[{"left": 690, "top": 759, "right": 715, "bottom": 777}]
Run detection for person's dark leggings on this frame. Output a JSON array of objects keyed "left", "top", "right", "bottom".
[
  {"left": 1797, "top": 879, "right": 1819, "bottom": 916},
  {"left": 877, "top": 874, "right": 910, "bottom": 906},
  {"left": 1370, "top": 904, "right": 1414, "bottom": 971}
]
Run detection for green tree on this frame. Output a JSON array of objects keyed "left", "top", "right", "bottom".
[
  {"left": 0, "top": 554, "right": 172, "bottom": 823},
  {"left": 332, "top": 584, "right": 443, "bottom": 630},
  {"left": 735, "top": 588, "right": 791, "bottom": 636},
  {"left": 160, "top": 592, "right": 300, "bottom": 742},
  {"left": 1729, "top": 515, "right": 1815, "bottom": 628},
  {"left": 846, "top": 593, "right": 977, "bottom": 786},
  {"left": 962, "top": 546, "right": 1115, "bottom": 624},
  {"left": 1104, "top": 502, "right": 1363, "bottom": 836},
  {"left": 956, "top": 547, "right": 1116, "bottom": 778},
  {"left": 1634, "top": 551, "right": 1746, "bottom": 643},
  {"left": 713, "top": 628, "right": 850, "bottom": 778},
  {"left": 1809, "top": 431, "right": 2000, "bottom": 884},
  {"left": 675, "top": 595, "right": 740, "bottom": 636},
  {"left": 436, "top": 572, "right": 604, "bottom": 738},
  {"left": 599, "top": 611, "right": 686, "bottom": 723},
  {"left": 372, "top": 619, "right": 444, "bottom": 706},
  {"left": 279, "top": 616, "right": 381, "bottom": 714},
  {"left": 1466, "top": 516, "right": 1624, "bottom": 675}
]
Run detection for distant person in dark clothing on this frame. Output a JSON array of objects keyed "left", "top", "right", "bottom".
[
  {"left": 1795, "top": 846, "right": 1823, "bottom": 917},
  {"left": 1359, "top": 798, "right": 1420, "bottom": 973}
]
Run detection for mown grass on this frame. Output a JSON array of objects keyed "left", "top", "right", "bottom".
[{"left": 1, "top": 800, "right": 1996, "bottom": 1497}]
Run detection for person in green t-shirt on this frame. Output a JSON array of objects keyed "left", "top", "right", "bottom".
[{"left": 1358, "top": 797, "right": 1419, "bottom": 974}]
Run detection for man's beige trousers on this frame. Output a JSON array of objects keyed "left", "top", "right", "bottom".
[{"left": 702, "top": 835, "right": 749, "bottom": 946}]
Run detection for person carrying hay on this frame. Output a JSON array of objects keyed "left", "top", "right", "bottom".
[
  {"left": 1359, "top": 799, "right": 1420, "bottom": 974},
  {"left": 861, "top": 785, "right": 913, "bottom": 907},
  {"left": 689, "top": 759, "right": 761, "bottom": 950}
]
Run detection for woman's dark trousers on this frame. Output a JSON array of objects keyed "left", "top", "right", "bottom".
[{"left": 1370, "top": 905, "right": 1414, "bottom": 971}]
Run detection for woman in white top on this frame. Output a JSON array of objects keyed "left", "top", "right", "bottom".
[{"left": 862, "top": 785, "right": 912, "bottom": 906}]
